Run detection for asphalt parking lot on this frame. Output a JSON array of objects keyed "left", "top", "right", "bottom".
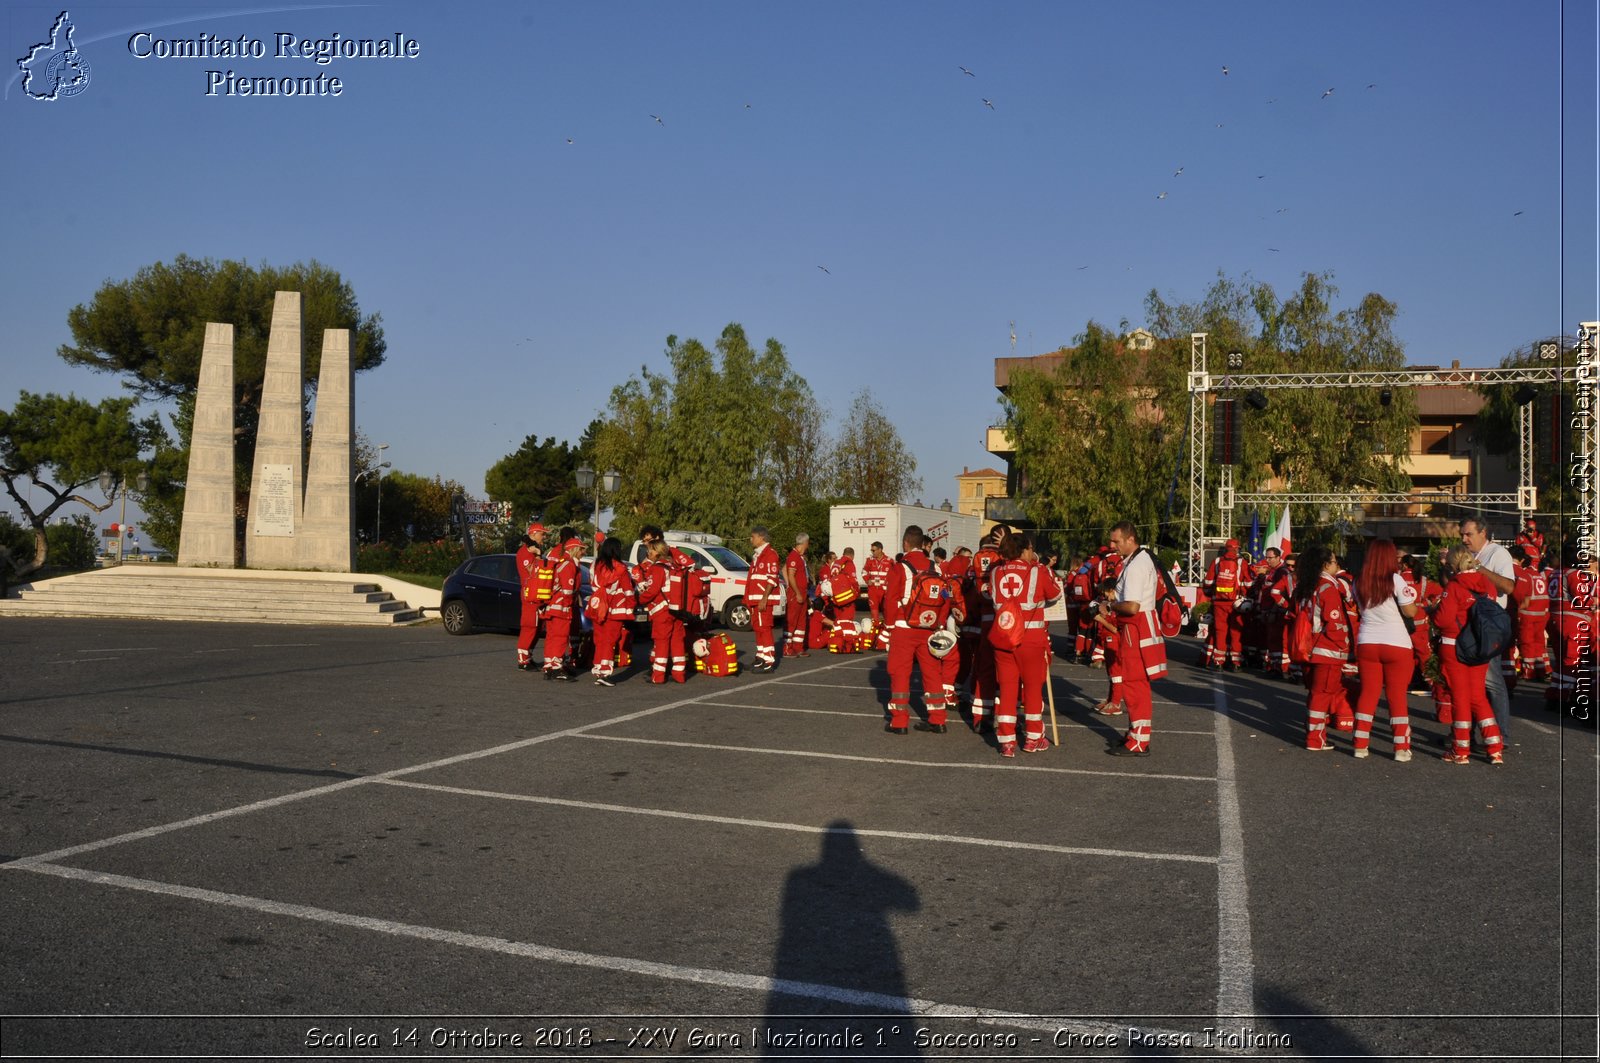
[{"left": 1, "top": 617, "right": 1595, "bottom": 1059}]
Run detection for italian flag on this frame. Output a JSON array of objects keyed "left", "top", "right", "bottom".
[{"left": 1265, "top": 506, "right": 1292, "bottom": 555}]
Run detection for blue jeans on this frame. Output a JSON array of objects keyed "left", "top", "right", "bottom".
[{"left": 1484, "top": 654, "right": 1511, "bottom": 739}]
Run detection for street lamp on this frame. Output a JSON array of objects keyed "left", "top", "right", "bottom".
[
  {"left": 374, "top": 443, "right": 391, "bottom": 544},
  {"left": 98, "top": 467, "right": 149, "bottom": 565},
  {"left": 574, "top": 466, "right": 621, "bottom": 535}
]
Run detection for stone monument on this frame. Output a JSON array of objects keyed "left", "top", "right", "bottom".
[{"left": 178, "top": 290, "right": 356, "bottom": 572}]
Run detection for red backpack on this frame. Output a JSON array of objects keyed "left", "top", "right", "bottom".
[
  {"left": 666, "top": 564, "right": 712, "bottom": 621},
  {"left": 1289, "top": 605, "right": 1315, "bottom": 665},
  {"left": 904, "top": 566, "right": 952, "bottom": 629}
]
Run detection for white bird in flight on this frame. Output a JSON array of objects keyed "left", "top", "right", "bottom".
[
  {"left": 650, "top": 114, "right": 664, "bottom": 124},
  {"left": 1321, "top": 87, "right": 1335, "bottom": 98},
  {"left": 818, "top": 265, "right": 830, "bottom": 275},
  {"left": 1221, "top": 65, "right": 1229, "bottom": 75},
  {"left": 982, "top": 98, "right": 995, "bottom": 109},
  {"left": 1157, "top": 191, "right": 1168, "bottom": 200},
  {"left": 960, "top": 66, "right": 975, "bottom": 77},
  {"left": 1173, "top": 166, "right": 1184, "bottom": 177}
]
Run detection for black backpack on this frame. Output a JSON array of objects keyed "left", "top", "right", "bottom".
[{"left": 1455, "top": 591, "right": 1514, "bottom": 666}]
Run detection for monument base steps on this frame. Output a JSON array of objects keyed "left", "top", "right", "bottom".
[{"left": 0, "top": 567, "right": 432, "bottom": 626}]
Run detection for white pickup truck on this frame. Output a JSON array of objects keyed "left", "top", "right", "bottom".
[{"left": 625, "top": 530, "right": 782, "bottom": 630}]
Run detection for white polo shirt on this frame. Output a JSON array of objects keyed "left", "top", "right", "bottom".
[
  {"left": 1116, "top": 549, "right": 1159, "bottom": 615},
  {"left": 1475, "top": 540, "right": 1514, "bottom": 608}
]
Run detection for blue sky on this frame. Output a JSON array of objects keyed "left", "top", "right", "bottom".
[{"left": 2, "top": 0, "right": 1595, "bottom": 529}]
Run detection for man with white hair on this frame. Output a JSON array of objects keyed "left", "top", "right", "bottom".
[
  {"left": 784, "top": 532, "right": 812, "bottom": 658},
  {"left": 1460, "top": 516, "right": 1516, "bottom": 739}
]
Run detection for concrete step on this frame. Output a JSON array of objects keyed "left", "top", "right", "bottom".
[
  {"left": 0, "top": 568, "right": 431, "bottom": 627},
  {"left": 0, "top": 599, "right": 425, "bottom": 624}
]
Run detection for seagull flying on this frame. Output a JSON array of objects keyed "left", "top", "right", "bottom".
[
  {"left": 1366, "top": 83, "right": 1377, "bottom": 89},
  {"left": 982, "top": 98, "right": 995, "bottom": 109},
  {"left": 1173, "top": 166, "right": 1184, "bottom": 177},
  {"left": 650, "top": 114, "right": 664, "bottom": 124},
  {"left": 818, "top": 265, "right": 830, "bottom": 275},
  {"left": 960, "top": 66, "right": 976, "bottom": 77},
  {"left": 1076, "top": 265, "right": 1090, "bottom": 271},
  {"left": 1267, "top": 247, "right": 1281, "bottom": 252},
  {"left": 1157, "top": 191, "right": 1168, "bottom": 200},
  {"left": 1275, "top": 207, "right": 1289, "bottom": 213},
  {"left": 1321, "top": 87, "right": 1335, "bottom": 98},
  {"left": 1221, "top": 65, "right": 1230, "bottom": 75},
  {"left": 565, "top": 137, "right": 574, "bottom": 144},
  {"left": 1513, "top": 210, "right": 1524, "bottom": 217}
]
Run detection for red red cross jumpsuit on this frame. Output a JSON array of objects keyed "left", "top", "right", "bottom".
[
  {"left": 1303, "top": 571, "right": 1356, "bottom": 750},
  {"left": 515, "top": 539, "right": 546, "bottom": 669},
  {"left": 1265, "top": 562, "right": 1295, "bottom": 677},
  {"left": 589, "top": 561, "right": 636, "bottom": 681},
  {"left": 1511, "top": 563, "right": 1551, "bottom": 680},
  {"left": 1433, "top": 568, "right": 1506, "bottom": 764},
  {"left": 964, "top": 547, "right": 1002, "bottom": 725},
  {"left": 745, "top": 541, "right": 780, "bottom": 668},
  {"left": 988, "top": 558, "right": 1062, "bottom": 754},
  {"left": 633, "top": 558, "right": 684, "bottom": 684},
  {"left": 884, "top": 549, "right": 951, "bottom": 732},
  {"left": 1205, "top": 550, "right": 1245, "bottom": 668},
  {"left": 1113, "top": 550, "right": 1169, "bottom": 754},
  {"left": 540, "top": 547, "right": 582, "bottom": 676},
  {"left": 832, "top": 555, "right": 860, "bottom": 630},
  {"left": 783, "top": 548, "right": 810, "bottom": 657},
  {"left": 864, "top": 553, "right": 892, "bottom": 648}
]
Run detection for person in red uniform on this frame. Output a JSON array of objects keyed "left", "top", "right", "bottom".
[
  {"left": 589, "top": 535, "right": 636, "bottom": 686},
  {"left": 745, "top": 526, "right": 781, "bottom": 672},
  {"left": 1067, "top": 556, "right": 1096, "bottom": 662},
  {"left": 883, "top": 526, "right": 953, "bottom": 735},
  {"left": 782, "top": 533, "right": 812, "bottom": 659},
  {"left": 1262, "top": 548, "right": 1295, "bottom": 678},
  {"left": 1429, "top": 544, "right": 1508, "bottom": 764},
  {"left": 1296, "top": 546, "right": 1354, "bottom": 751},
  {"left": 1203, "top": 539, "right": 1246, "bottom": 670},
  {"left": 961, "top": 528, "right": 1006, "bottom": 729},
  {"left": 1089, "top": 578, "right": 1125, "bottom": 716},
  {"left": 541, "top": 535, "right": 585, "bottom": 679},
  {"left": 986, "top": 532, "right": 1062, "bottom": 757},
  {"left": 1510, "top": 553, "right": 1552, "bottom": 680},
  {"left": 514, "top": 521, "right": 549, "bottom": 670},
  {"left": 832, "top": 547, "right": 861, "bottom": 633},
  {"left": 1105, "top": 522, "right": 1167, "bottom": 757},
  {"left": 632, "top": 540, "right": 679, "bottom": 684},
  {"left": 1516, "top": 518, "right": 1546, "bottom": 565},
  {"left": 1241, "top": 558, "right": 1270, "bottom": 669},
  {"left": 1548, "top": 546, "right": 1597, "bottom": 718},
  {"left": 863, "top": 541, "right": 893, "bottom": 648}
]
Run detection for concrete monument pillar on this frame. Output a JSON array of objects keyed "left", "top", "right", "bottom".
[
  {"left": 244, "top": 291, "right": 305, "bottom": 568},
  {"left": 297, "top": 329, "right": 355, "bottom": 571},
  {"left": 176, "top": 322, "right": 237, "bottom": 566}
]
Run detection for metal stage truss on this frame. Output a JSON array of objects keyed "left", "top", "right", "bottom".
[{"left": 1182, "top": 325, "right": 1600, "bottom": 583}]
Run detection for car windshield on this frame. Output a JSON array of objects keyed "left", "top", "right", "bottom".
[{"left": 703, "top": 545, "right": 748, "bottom": 571}]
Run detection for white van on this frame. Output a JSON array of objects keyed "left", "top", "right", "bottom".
[{"left": 626, "top": 530, "right": 782, "bottom": 630}]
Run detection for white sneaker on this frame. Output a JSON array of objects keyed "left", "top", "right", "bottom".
[
  {"left": 594, "top": 676, "right": 614, "bottom": 687},
  {"left": 1352, "top": 747, "right": 1370, "bottom": 759},
  {"left": 1393, "top": 749, "right": 1412, "bottom": 763}
]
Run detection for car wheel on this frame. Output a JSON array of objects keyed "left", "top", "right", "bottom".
[
  {"left": 722, "top": 596, "right": 751, "bottom": 631},
  {"left": 441, "top": 598, "right": 473, "bottom": 635}
]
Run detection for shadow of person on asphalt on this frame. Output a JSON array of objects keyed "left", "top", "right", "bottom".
[
  {"left": 1254, "top": 985, "right": 1377, "bottom": 1056},
  {"left": 762, "top": 821, "right": 922, "bottom": 1058}
]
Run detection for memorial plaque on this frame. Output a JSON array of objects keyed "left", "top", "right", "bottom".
[{"left": 254, "top": 463, "right": 296, "bottom": 536}]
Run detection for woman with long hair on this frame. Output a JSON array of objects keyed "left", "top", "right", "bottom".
[
  {"left": 1295, "top": 545, "right": 1354, "bottom": 751},
  {"left": 1430, "top": 544, "right": 1506, "bottom": 765},
  {"left": 589, "top": 535, "right": 637, "bottom": 686},
  {"left": 1351, "top": 538, "right": 1420, "bottom": 760}
]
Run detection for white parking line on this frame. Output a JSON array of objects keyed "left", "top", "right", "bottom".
[
  {"left": 575, "top": 734, "right": 1218, "bottom": 782},
  {"left": 76, "top": 647, "right": 157, "bottom": 652},
  {"left": 697, "top": 702, "right": 877, "bottom": 718},
  {"left": 12, "top": 861, "right": 1205, "bottom": 1045},
  {"left": 769, "top": 679, "right": 884, "bottom": 690},
  {"left": 1210, "top": 678, "right": 1256, "bottom": 1028},
  {"left": 6, "top": 659, "right": 868, "bottom": 868},
  {"left": 379, "top": 779, "right": 1218, "bottom": 865}
]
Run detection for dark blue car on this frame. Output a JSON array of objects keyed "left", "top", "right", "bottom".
[{"left": 439, "top": 554, "right": 592, "bottom": 639}]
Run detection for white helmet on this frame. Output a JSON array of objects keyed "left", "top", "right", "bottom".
[
  {"left": 692, "top": 638, "right": 710, "bottom": 658},
  {"left": 927, "top": 628, "right": 958, "bottom": 659}
]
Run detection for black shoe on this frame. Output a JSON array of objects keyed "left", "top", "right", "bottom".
[
  {"left": 751, "top": 662, "right": 773, "bottom": 673},
  {"left": 915, "top": 722, "right": 948, "bottom": 734},
  {"left": 1107, "top": 744, "right": 1150, "bottom": 758},
  {"left": 1222, "top": 662, "right": 1236, "bottom": 672},
  {"left": 517, "top": 661, "right": 533, "bottom": 671},
  {"left": 543, "top": 670, "right": 554, "bottom": 681},
  {"left": 551, "top": 671, "right": 572, "bottom": 682},
  {"left": 885, "top": 724, "right": 909, "bottom": 735}
]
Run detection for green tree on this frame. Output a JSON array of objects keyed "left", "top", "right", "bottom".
[
  {"left": 1001, "top": 322, "right": 1178, "bottom": 555},
  {"left": 376, "top": 471, "right": 467, "bottom": 544},
  {"left": 1145, "top": 271, "right": 1414, "bottom": 498},
  {"left": 591, "top": 324, "right": 821, "bottom": 544},
  {"left": 483, "top": 422, "right": 598, "bottom": 530},
  {"left": 58, "top": 255, "right": 386, "bottom": 545},
  {"left": 830, "top": 389, "right": 921, "bottom": 503},
  {"left": 0, "top": 391, "right": 166, "bottom": 576}
]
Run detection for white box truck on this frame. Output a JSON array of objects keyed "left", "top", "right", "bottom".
[{"left": 828, "top": 503, "right": 983, "bottom": 563}]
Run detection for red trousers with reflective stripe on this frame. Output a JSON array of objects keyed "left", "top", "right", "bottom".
[
  {"left": 517, "top": 604, "right": 543, "bottom": 661},
  {"left": 784, "top": 599, "right": 808, "bottom": 651},
  {"left": 1306, "top": 661, "right": 1344, "bottom": 748},
  {"left": 648, "top": 612, "right": 686, "bottom": 683},
  {"left": 750, "top": 605, "right": 776, "bottom": 663},
  {"left": 1442, "top": 645, "right": 1504, "bottom": 755},
  {"left": 993, "top": 637, "right": 1048, "bottom": 743},
  {"left": 1354, "top": 643, "right": 1412, "bottom": 751},
  {"left": 542, "top": 615, "right": 571, "bottom": 671},
  {"left": 887, "top": 626, "right": 946, "bottom": 728},
  {"left": 1209, "top": 600, "right": 1241, "bottom": 664}
]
